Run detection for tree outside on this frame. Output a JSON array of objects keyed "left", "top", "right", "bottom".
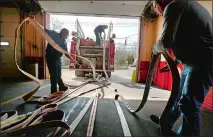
[
  {"left": 114, "top": 42, "right": 136, "bottom": 69},
  {"left": 126, "top": 55, "right": 134, "bottom": 65},
  {"left": 50, "top": 16, "right": 64, "bottom": 32},
  {"left": 49, "top": 16, "right": 70, "bottom": 68}
]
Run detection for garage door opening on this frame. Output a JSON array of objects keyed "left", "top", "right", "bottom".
[{"left": 48, "top": 14, "right": 140, "bottom": 83}]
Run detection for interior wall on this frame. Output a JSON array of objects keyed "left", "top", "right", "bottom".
[
  {"left": 138, "top": 17, "right": 161, "bottom": 82},
  {"left": 23, "top": 11, "right": 45, "bottom": 79},
  {"left": 139, "top": 16, "right": 162, "bottom": 62},
  {"left": 44, "top": 12, "right": 50, "bottom": 79},
  {"left": 140, "top": 0, "right": 212, "bottom": 62},
  {"left": 140, "top": 20, "right": 156, "bottom": 62},
  {"left": 198, "top": 1, "right": 212, "bottom": 15},
  {"left": 138, "top": 0, "right": 212, "bottom": 83},
  {"left": 24, "top": 12, "right": 44, "bottom": 58},
  {"left": 0, "top": 7, "right": 22, "bottom": 78}
]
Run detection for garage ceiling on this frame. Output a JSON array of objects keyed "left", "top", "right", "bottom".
[{"left": 38, "top": 1, "right": 148, "bottom": 17}]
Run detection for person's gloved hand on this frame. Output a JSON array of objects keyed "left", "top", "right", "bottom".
[{"left": 152, "top": 43, "right": 167, "bottom": 55}]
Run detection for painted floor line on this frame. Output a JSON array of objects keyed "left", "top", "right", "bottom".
[
  {"left": 0, "top": 84, "right": 50, "bottom": 107},
  {"left": 115, "top": 100, "right": 131, "bottom": 136}
]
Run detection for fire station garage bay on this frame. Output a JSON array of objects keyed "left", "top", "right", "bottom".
[{"left": 0, "top": 0, "right": 212, "bottom": 137}]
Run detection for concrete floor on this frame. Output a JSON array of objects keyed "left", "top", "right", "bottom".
[
  {"left": 61, "top": 69, "right": 171, "bottom": 101},
  {"left": 0, "top": 69, "right": 212, "bottom": 136}
]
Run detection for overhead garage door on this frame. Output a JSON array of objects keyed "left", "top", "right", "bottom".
[
  {"left": 38, "top": 1, "right": 146, "bottom": 17},
  {"left": 0, "top": 7, "right": 22, "bottom": 77}
]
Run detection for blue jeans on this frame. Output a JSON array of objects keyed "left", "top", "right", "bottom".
[{"left": 169, "top": 65, "right": 212, "bottom": 136}]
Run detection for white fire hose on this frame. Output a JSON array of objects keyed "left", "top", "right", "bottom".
[
  {"left": 102, "top": 34, "right": 109, "bottom": 79},
  {"left": 15, "top": 17, "right": 96, "bottom": 82},
  {"left": 14, "top": 17, "right": 112, "bottom": 101}
]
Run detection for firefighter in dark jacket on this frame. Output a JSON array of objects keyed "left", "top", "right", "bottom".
[
  {"left": 94, "top": 25, "right": 108, "bottom": 47},
  {"left": 152, "top": 0, "right": 212, "bottom": 136},
  {"left": 45, "top": 28, "right": 71, "bottom": 94}
]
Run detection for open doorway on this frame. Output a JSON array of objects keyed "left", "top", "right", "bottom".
[{"left": 48, "top": 14, "right": 140, "bottom": 82}]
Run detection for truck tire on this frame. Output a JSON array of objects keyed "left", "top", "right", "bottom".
[
  {"left": 75, "top": 71, "right": 85, "bottom": 77},
  {"left": 102, "top": 72, "right": 111, "bottom": 78},
  {"left": 107, "top": 72, "right": 111, "bottom": 78}
]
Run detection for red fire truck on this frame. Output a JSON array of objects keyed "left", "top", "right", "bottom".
[{"left": 69, "top": 19, "right": 115, "bottom": 78}]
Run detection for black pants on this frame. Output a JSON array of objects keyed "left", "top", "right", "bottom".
[
  {"left": 94, "top": 31, "right": 101, "bottom": 46},
  {"left": 46, "top": 57, "right": 65, "bottom": 93}
]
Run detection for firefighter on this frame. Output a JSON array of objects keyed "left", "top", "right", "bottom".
[
  {"left": 152, "top": 0, "right": 212, "bottom": 136},
  {"left": 94, "top": 25, "right": 108, "bottom": 47},
  {"left": 45, "top": 28, "right": 72, "bottom": 94}
]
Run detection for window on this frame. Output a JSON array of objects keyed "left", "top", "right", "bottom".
[{"left": 0, "top": 41, "right": 9, "bottom": 46}]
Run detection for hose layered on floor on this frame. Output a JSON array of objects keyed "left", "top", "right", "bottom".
[
  {"left": 14, "top": 17, "right": 97, "bottom": 102},
  {"left": 0, "top": 104, "right": 71, "bottom": 136},
  {"left": 12, "top": 17, "right": 111, "bottom": 105},
  {"left": 4, "top": 16, "right": 180, "bottom": 136},
  {"left": 114, "top": 54, "right": 160, "bottom": 113},
  {"left": 20, "top": 19, "right": 112, "bottom": 105},
  {"left": 114, "top": 52, "right": 179, "bottom": 115},
  {"left": 0, "top": 17, "right": 101, "bottom": 136},
  {"left": 0, "top": 84, "right": 106, "bottom": 136}
]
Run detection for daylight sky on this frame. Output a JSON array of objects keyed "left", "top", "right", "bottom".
[{"left": 50, "top": 14, "right": 140, "bottom": 46}]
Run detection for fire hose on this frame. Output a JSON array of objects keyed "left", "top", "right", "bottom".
[
  {"left": 0, "top": 104, "right": 70, "bottom": 136},
  {"left": 0, "top": 17, "right": 105, "bottom": 136},
  {"left": 1, "top": 17, "right": 180, "bottom": 136},
  {"left": 0, "top": 85, "right": 104, "bottom": 136},
  {"left": 114, "top": 52, "right": 180, "bottom": 113},
  {"left": 14, "top": 17, "right": 97, "bottom": 102}
]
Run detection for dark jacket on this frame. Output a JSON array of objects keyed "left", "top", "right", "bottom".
[
  {"left": 45, "top": 29, "right": 68, "bottom": 59},
  {"left": 158, "top": 0, "right": 212, "bottom": 66},
  {"left": 94, "top": 25, "right": 105, "bottom": 34}
]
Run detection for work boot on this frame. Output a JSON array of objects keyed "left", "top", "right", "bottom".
[
  {"left": 59, "top": 85, "right": 68, "bottom": 92},
  {"left": 150, "top": 115, "right": 178, "bottom": 136},
  {"left": 51, "top": 89, "right": 58, "bottom": 94},
  {"left": 163, "top": 129, "right": 178, "bottom": 136},
  {"left": 150, "top": 115, "right": 160, "bottom": 125}
]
